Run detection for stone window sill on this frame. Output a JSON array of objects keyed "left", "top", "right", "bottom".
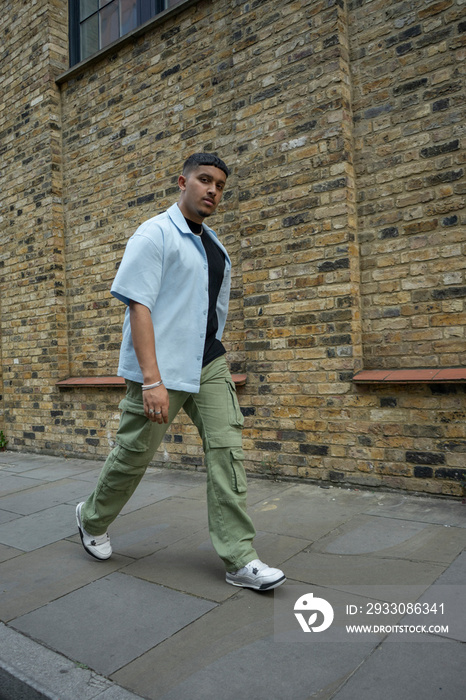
[{"left": 353, "top": 368, "right": 466, "bottom": 384}]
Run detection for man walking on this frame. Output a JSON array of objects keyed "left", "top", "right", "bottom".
[{"left": 76, "top": 153, "right": 286, "bottom": 591}]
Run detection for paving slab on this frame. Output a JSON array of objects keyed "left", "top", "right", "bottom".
[
  {"left": 118, "top": 479, "right": 199, "bottom": 514},
  {"left": 0, "top": 540, "right": 134, "bottom": 622},
  {"left": 433, "top": 550, "right": 466, "bottom": 584},
  {"left": 0, "top": 453, "right": 58, "bottom": 469},
  {"left": 0, "top": 508, "right": 21, "bottom": 525},
  {"left": 332, "top": 636, "right": 466, "bottom": 700},
  {"left": 0, "top": 542, "right": 22, "bottom": 564},
  {"left": 123, "top": 527, "right": 305, "bottom": 602},
  {"left": 0, "top": 474, "right": 45, "bottom": 497},
  {"left": 365, "top": 494, "right": 466, "bottom": 528},
  {"left": 178, "top": 476, "right": 297, "bottom": 506},
  {"left": 121, "top": 527, "right": 238, "bottom": 602},
  {"left": 0, "top": 478, "right": 93, "bottom": 515},
  {"left": 9, "top": 462, "right": 100, "bottom": 482},
  {"left": 312, "top": 514, "right": 466, "bottom": 564},
  {"left": 11, "top": 572, "right": 217, "bottom": 677},
  {"left": 0, "top": 503, "right": 78, "bottom": 551},
  {"left": 89, "top": 498, "right": 210, "bottom": 559},
  {"left": 249, "top": 484, "right": 383, "bottom": 540},
  {"left": 400, "top": 551, "right": 466, "bottom": 643},
  {"left": 284, "top": 550, "right": 446, "bottom": 596},
  {"left": 143, "top": 466, "right": 208, "bottom": 487},
  {"left": 112, "top": 587, "right": 377, "bottom": 700}
]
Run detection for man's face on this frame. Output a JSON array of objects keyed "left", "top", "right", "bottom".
[{"left": 178, "top": 165, "right": 227, "bottom": 223}]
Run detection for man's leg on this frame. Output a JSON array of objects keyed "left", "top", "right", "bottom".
[
  {"left": 80, "top": 380, "right": 188, "bottom": 537},
  {"left": 183, "top": 356, "right": 286, "bottom": 593}
]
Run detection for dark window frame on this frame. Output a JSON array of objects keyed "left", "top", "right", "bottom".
[{"left": 69, "top": 0, "right": 166, "bottom": 66}]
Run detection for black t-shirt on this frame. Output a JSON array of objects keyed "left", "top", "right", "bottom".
[{"left": 185, "top": 218, "right": 227, "bottom": 367}]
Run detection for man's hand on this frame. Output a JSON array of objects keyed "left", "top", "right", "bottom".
[
  {"left": 129, "top": 300, "right": 169, "bottom": 424},
  {"left": 143, "top": 384, "right": 169, "bottom": 424}
]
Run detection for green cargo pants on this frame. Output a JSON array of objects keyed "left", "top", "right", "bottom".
[{"left": 80, "top": 356, "right": 258, "bottom": 571}]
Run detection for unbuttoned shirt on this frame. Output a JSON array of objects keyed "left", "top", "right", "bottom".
[{"left": 111, "top": 203, "right": 231, "bottom": 392}]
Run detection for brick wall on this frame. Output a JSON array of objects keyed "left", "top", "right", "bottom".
[
  {"left": 1, "top": 0, "right": 465, "bottom": 495},
  {"left": 0, "top": 0, "right": 69, "bottom": 450}
]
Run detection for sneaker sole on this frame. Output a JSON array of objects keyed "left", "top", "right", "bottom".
[
  {"left": 226, "top": 575, "right": 286, "bottom": 591},
  {"left": 76, "top": 505, "right": 111, "bottom": 561}
]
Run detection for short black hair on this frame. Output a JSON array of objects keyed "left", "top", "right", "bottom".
[{"left": 182, "top": 153, "right": 230, "bottom": 178}]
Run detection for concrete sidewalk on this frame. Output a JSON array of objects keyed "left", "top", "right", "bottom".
[{"left": 0, "top": 451, "right": 465, "bottom": 700}]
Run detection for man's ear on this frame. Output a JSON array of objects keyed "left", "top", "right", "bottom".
[{"left": 178, "top": 174, "right": 187, "bottom": 191}]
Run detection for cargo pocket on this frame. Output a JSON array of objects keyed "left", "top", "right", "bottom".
[
  {"left": 230, "top": 447, "right": 247, "bottom": 493},
  {"left": 226, "top": 378, "right": 244, "bottom": 428},
  {"left": 116, "top": 399, "right": 152, "bottom": 453}
]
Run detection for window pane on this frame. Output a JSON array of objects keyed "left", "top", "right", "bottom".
[
  {"left": 99, "top": 0, "right": 113, "bottom": 7},
  {"left": 80, "top": 0, "right": 99, "bottom": 21},
  {"left": 121, "top": 0, "right": 138, "bottom": 35},
  {"left": 100, "top": 2, "right": 119, "bottom": 48},
  {"left": 80, "top": 14, "right": 99, "bottom": 59}
]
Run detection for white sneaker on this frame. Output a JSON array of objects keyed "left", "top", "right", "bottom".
[
  {"left": 226, "top": 559, "right": 286, "bottom": 590},
  {"left": 76, "top": 502, "right": 112, "bottom": 561}
]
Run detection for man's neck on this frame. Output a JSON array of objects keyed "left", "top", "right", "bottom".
[{"left": 185, "top": 217, "right": 203, "bottom": 235}]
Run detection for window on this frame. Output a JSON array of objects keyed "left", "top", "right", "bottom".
[{"left": 69, "top": 0, "right": 183, "bottom": 66}]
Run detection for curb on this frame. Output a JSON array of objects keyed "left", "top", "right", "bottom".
[{"left": 0, "top": 624, "right": 144, "bottom": 700}]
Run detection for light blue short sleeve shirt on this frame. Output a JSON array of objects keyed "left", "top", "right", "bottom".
[{"left": 111, "top": 203, "right": 231, "bottom": 392}]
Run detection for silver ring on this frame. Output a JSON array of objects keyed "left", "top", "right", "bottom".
[
  {"left": 149, "top": 409, "right": 155, "bottom": 415},
  {"left": 155, "top": 410, "right": 162, "bottom": 415}
]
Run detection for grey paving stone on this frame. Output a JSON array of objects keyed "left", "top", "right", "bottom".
[
  {"left": 0, "top": 452, "right": 53, "bottom": 469},
  {"left": 0, "top": 543, "right": 22, "bottom": 564},
  {"left": 121, "top": 527, "right": 236, "bottom": 602},
  {"left": 431, "top": 550, "right": 466, "bottom": 585},
  {"left": 0, "top": 504, "right": 78, "bottom": 551},
  {"left": 0, "top": 478, "right": 93, "bottom": 515},
  {"left": 0, "top": 508, "right": 21, "bottom": 525},
  {"left": 12, "top": 572, "right": 217, "bottom": 676},
  {"left": 365, "top": 494, "right": 466, "bottom": 528},
  {"left": 284, "top": 550, "right": 446, "bottom": 593},
  {"left": 332, "top": 636, "right": 466, "bottom": 700},
  {"left": 107, "top": 499, "right": 209, "bottom": 559},
  {"left": 400, "top": 551, "right": 466, "bottom": 643},
  {"left": 313, "top": 514, "right": 466, "bottom": 564},
  {"left": 249, "top": 484, "right": 381, "bottom": 540},
  {"left": 0, "top": 540, "right": 133, "bottom": 622},
  {"left": 12, "top": 462, "right": 99, "bottom": 482},
  {"left": 67, "top": 496, "right": 209, "bottom": 560},
  {"left": 179, "top": 477, "right": 296, "bottom": 506},
  {"left": 123, "top": 527, "right": 304, "bottom": 602},
  {"left": 144, "top": 467, "right": 207, "bottom": 487},
  {"left": 0, "top": 474, "right": 45, "bottom": 497},
  {"left": 112, "top": 589, "right": 376, "bottom": 700},
  {"left": 119, "top": 479, "right": 198, "bottom": 514}
]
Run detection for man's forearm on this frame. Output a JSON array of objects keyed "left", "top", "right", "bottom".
[
  {"left": 129, "top": 300, "right": 169, "bottom": 423},
  {"left": 129, "top": 301, "right": 161, "bottom": 384}
]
